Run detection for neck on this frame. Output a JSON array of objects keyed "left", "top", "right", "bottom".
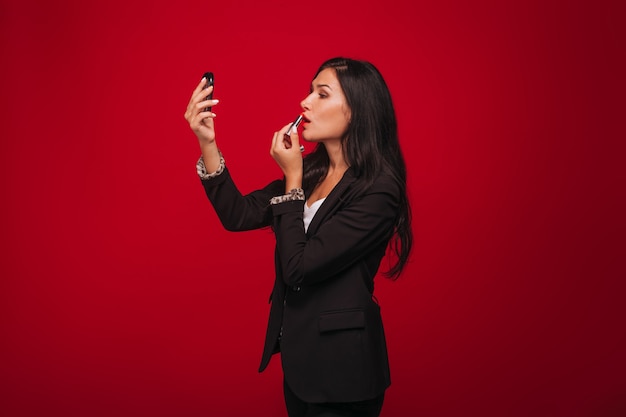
[{"left": 324, "top": 140, "right": 349, "bottom": 175}]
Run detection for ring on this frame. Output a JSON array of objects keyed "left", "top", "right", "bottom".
[{"left": 299, "top": 145, "right": 305, "bottom": 152}]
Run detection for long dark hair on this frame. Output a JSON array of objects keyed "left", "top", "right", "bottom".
[{"left": 302, "top": 57, "right": 413, "bottom": 279}]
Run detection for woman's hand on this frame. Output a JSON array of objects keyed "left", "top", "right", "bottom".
[
  {"left": 184, "top": 76, "right": 222, "bottom": 173},
  {"left": 271, "top": 124, "right": 303, "bottom": 191},
  {"left": 184, "top": 77, "right": 219, "bottom": 147}
]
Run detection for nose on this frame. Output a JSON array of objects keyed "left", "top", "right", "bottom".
[{"left": 300, "top": 93, "right": 313, "bottom": 111}]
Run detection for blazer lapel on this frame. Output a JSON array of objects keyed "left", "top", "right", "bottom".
[{"left": 306, "top": 168, "right": 357, "bottom": 237}]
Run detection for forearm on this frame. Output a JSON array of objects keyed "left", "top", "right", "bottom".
[
  {"left": 284, "top": 173, "right": 303, "bottom": 194},
  {"left": 272, "top": 182, "right": 399, "bottom": 287},
  {"left": 200, "top": 141, "right": 222, "bottom": 174},
  {"left": 201, "top": 166, "right": 284, "bottom": 231}
]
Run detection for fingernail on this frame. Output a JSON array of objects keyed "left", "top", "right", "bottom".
[{"left": 212, "top": 99, "right": 219, "bottom": 104}]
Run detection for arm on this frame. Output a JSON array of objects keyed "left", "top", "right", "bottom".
[
  {"left": 184, "top": 76, "right": 284, "bottom": 231},
  {"left": 202, "top": 167, "right": 284, "bottom": 231},
  {"left": 272, "top": 177, "right": 399, "bottom": 287},
  {"left": 183, "top": 76, "right": 222, "bottom": 172}
]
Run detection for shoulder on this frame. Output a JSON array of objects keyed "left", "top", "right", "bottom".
[
  {"left": 343, "top": 169, "right": 401, "bottom": 208},
  {"left": 348, "top": 168, "right": 401, "bottom": 195}
]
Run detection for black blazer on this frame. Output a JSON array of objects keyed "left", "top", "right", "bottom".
[{"left": 202, "top": 166, "right": 398, "bottom": 403}]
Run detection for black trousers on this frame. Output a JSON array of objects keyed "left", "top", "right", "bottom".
[{"left": 283, "top": 379, "right": 385, "bottom": 417}]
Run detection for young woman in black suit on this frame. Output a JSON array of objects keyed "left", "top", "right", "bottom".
[{"left": 184, "top": 57, "right": 412, "bottom": 417}]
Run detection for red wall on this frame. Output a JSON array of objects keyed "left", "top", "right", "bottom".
[{"left": 1, "top": 1, "right": 624, "bottom": 416}]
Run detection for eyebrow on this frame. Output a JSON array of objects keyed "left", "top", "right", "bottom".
[{"left": 312, "top": 83, "right": 333, "bottom": 90}]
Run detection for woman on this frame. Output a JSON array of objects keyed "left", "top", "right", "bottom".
[{"left": 184, "top": 57, "right": 412, "bottom": 417}]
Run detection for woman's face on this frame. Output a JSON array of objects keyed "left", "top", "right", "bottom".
[{"left": 300, "top": 68, "right": 351, "bottom": 143}]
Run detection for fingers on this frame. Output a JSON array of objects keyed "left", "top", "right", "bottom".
[
  {"left": 191, "top": 77, "right": 213, "bottom": 102},
  {"left": 278, "top": 123, "right": 294, "bottom": 150},
  {"left": 279, "top": 122, "right": 301, "bottom": 151},
  {"left": 271, "top": 122, "right": 304, "bottom": 182},
  {"left": 185, "top": 97, "right": 219, "bottom": 128},
  {"left": 270, "top": 125, "right": 287, "bottom": 158},
  {"left": 182, "top": 76, "right": 222, "bottom": 147},
  {"left": 279, "top": 123, "right": 292, "bottom": 137},
  {"left": 187, "top": 94, "right": 217, "bottom": 119},
  {"left": 185, "top": 80, "right": 212, "bottom": 111},
  {"left": 186, "top": 103, "right": 218, "bottom": 131},
  {"left": 286, "top": 123, "right": 300, "bottom": 151},
  {"left": 184, "top": 77, "right": 217, "bottom": 121},
  {"left": 271, "top": 122, "right": 304, "bottom": 163},
  {"left": 194, "top": 99, "right": 219, "bottom": 113}
]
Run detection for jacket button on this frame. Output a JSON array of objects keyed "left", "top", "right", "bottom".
[{"left": 293, "top": 286, "right": 301, "bottom": 292}]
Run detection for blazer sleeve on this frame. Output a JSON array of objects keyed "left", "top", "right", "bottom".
[
  {"left": 201, "top": 167, "right": 284, "bottom": 231},
  {"left": 271, "top": 176, "right": 399, "bottom": 287}
]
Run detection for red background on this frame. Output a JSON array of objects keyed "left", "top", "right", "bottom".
[{"left": 1, "top": 0, "right": 624, "bottom": 416}]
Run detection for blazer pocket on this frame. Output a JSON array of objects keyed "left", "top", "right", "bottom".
[{"left": 318, "top": 309, "right": 365, "bottom": 333}]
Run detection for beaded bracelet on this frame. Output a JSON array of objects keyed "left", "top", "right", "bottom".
[
  {"left": 196, "top": 152, "right": 225, "bottom": 180},
  {"left": 270, "top": 188, "right": 305, "bottom": 205}
]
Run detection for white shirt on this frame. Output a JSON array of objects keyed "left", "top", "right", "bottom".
[{"left": 303, "top": 198, "right": 326, "bottom": 233}]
